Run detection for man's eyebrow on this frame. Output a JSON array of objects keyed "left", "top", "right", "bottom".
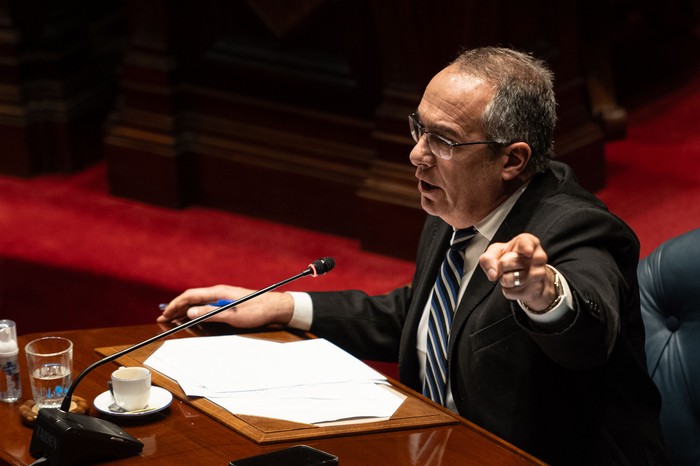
[{"left": 417, "top": 114, "right": 460, "bottom": 140}]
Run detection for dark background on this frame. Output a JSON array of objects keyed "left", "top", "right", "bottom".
[{"left": 0, "top": 0, "right": 697, "bottom": 260}]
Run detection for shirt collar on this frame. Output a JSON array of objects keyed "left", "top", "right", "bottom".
[{"left": 460, "top": 181, "right": 530, "bottom": 242}]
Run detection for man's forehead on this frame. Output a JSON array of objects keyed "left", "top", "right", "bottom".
[
  {"left": 435, "top": 67, "right": 491, "bottom": 93},
  {"left": 419, "top": 70, "right": 492, "bottom": 125}
]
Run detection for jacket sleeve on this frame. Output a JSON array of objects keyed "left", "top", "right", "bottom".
[
  {"left": 513, "top": 200, "right": 642, "bottom": 370},
  {"left": 308, "top": 286, "right": 412, "bottom": 362}
]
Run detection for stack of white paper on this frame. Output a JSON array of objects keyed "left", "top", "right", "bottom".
[{"left": 144, "top": 336, "right": 405, "bottom": 424}]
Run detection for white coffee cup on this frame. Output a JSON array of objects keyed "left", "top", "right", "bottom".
[{"left": 111, "top": 366, "right": 151, "bottom": 411}]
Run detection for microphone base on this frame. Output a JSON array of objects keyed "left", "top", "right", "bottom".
[{"left": 30, "top": 408, "right": 144, "bottom": 465}]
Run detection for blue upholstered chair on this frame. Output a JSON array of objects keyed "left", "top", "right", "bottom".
[{"left": 638, "top": 228, "right": 700, "bottom": 466}]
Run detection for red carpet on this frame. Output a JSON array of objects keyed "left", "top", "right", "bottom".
[
  {"left": 0, "top": 165, "right": 416, "bottom": 294},
  {"left": 596, "top": 70, "right": 700, "bottom": 257},
  {"left": 1, "top": 69, "right": 699, "bottom": 339},
  {"left": 0, "top": 168, "right": 415, "bottom": 335}
]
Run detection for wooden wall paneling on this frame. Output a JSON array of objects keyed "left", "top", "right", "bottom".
[
  {"left": 181, "top": 87, "right": 374, "bottom": 237},
  {"left": 534, "top": 0, "right": 607, "bottom": 191},
  {"left": 0, "top": 0, "right": 31, "bottom": 175},
  {"left": 358, "top": 0, "right": 462, "bottom": 260},
  {"left": 104, "top": 0, "right": 609, "bottom": 259},
  {"left": 0, "top": 0, "right": 122, "bottom": 176},
  {"left": 187, "top": 0, "right": 381, "bottom": 236},
  {"left": 105, "top": 0, "right": 188, "bottom": 208},
  {"left": 106, "top": 0, "right": 383, "bottom": 235}
]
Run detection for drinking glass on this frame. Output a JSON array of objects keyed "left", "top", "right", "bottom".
[{"left": 25, "top": 337, "right": 73, "bottom": 409}]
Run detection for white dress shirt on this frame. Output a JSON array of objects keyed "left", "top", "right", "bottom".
[{"left": 288, "top": 183, "right": 574, "bottom": 413}]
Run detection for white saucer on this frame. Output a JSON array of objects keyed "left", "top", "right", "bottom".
[{"left": 94, "top": 386, "right": 173, "bottom": 417}]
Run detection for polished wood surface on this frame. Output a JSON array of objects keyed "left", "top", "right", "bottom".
[
  {"left": 1, "top": 324, "right": 545, "bottom": 465},
  {"left": 95, "top": 343, "right": 457, "bottom": 444}
]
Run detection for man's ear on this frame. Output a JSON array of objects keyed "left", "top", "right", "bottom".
[{"left": 502, "top": 142, "right": 531, "bottom": 180}]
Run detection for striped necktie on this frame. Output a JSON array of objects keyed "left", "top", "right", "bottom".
[{"left": 423, "top": 227, "right": 477, "bottom": 405}]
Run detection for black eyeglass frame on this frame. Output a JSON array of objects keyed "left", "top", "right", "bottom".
[{"left": 408, "top": 112, "right": 501, "bottom": 160}]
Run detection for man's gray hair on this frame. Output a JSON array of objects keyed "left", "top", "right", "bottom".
[{"left": 450, "top": 47, "right": 557, "bottom": 173}]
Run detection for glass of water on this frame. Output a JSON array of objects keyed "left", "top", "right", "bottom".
[{"left": 25, "top": 337, "right": 73, "bottom": 409}]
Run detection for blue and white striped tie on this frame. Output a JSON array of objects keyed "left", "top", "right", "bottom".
[{"left": 423, "top": 227, "right": 477, "bottom": 405}]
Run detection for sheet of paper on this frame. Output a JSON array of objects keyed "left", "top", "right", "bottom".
[
  {"left": 143, "top": 335, "right": 404, "bottom": 424},
  {"left": 210, "top": 382, "right": 405, "bottom": 424}
]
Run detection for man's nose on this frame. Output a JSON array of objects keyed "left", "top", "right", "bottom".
[{"left": 409, "top": 136, "right": 435, "bottom": 167}]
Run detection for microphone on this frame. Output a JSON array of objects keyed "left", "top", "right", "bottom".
[
  {"left": 307, "top": 257, "right": 335, "bottom": 277},
  {"left": 29, "top": 258, "right": 335, "bottom": 466}
]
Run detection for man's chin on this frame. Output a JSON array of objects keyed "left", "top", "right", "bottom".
[{"left": 420, "top": 196, "right": 442, "bottom": 217}]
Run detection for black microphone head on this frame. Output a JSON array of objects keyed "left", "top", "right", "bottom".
[{"left": 309, "top": 257, "right": 335, "bottom": 276}]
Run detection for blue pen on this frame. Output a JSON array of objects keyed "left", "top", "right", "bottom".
[{"left": 158, "top": 299, "right": 234, "bottom": 311}]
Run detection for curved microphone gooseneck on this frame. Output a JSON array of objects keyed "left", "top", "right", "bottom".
[
  {"left": 59, "top": 257, "right": 335, "bottom": 411},
  {"left": 30, "top": 257, "right": 335, "bottom": 466}
]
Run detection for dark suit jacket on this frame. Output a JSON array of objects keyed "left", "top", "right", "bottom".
[{"left": 308, "top": 162, "right": 671, "bottom": 465}]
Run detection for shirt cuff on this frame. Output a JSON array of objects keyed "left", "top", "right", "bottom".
[
  {"left": 518, "top": 267, "right": 574, "bottom": 324},
  {"left": 287, "top": 291, "right": 313, "bottom": 331}
]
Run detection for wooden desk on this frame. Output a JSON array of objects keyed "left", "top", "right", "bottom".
[{"left": 1, "top": 324, "right": 545, "bottom": 465}]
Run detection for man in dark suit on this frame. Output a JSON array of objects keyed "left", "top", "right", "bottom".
[{"left": 158, "top": 47, "right": 671, "bottom": 464}]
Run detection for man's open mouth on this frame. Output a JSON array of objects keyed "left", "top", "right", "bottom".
[{"left": 420, "top": 180, "right": 438, "bottom": 191}]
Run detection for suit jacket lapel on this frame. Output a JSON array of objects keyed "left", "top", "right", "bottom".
[
  {"left": 413, "top": 220, "right": 452, "bottom": 306},
  {"left": 448, "top": 169, "right": 558, "bottom": 349},
  {"left": 399, "top": 216, "right": 451, "bottom": 389}
]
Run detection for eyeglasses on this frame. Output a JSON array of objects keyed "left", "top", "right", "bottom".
[{"left": 408, "top": 113, "right": 500, "bottom": 160}]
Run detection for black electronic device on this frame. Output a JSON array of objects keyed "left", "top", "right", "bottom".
[
  {"left": 29, "top": 258, "right": 336, "bottom": 466},
  {"left": 229, "top": 445, "right": 338, "bottom": 466},
  {"left": 30, "top": 409, "right": 143, "bottom": 464}
]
